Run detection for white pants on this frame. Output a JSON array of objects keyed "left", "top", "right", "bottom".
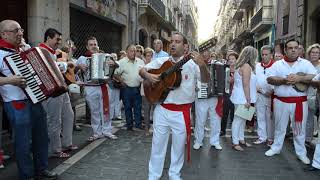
[
  {"left": 148, "top": 105, "right": 187, "bottom": 180},
  {"left": 231, "top": 104, "right": 246, "bottom": 145},
  {"left": 109, "top": 87, "right": 121, "bottom": 119},
  {"left": 42, "top": 93, "right": 74, "bottom": 154},
  {"left": 194, "top": 97, "right": 221, "bottom": 146},
  {"left": 312, "top": 144, "right": 320, "bottom": 169},
  {"left": 271, "top": 99, "right": 307, "bottom": 156},
  {"left": 85, "top": 86, "right": 112, "bottom": 137},
  {"left": 256, "top": 93, "right": 274, "bottom": 141}
]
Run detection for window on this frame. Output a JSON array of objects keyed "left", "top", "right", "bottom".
[{"left": 282, "top": 15, "right": 289, "bottom": 35}]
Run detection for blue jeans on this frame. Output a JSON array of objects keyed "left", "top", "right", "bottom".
[
  {"left": 121, "top": 87, "right": 142, "bottom": 128},
  {"left": 4, "top": 100, "right": 48, "bottom": 180}
]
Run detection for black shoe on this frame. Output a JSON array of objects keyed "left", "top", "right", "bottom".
[
  {"left": 34, "top": 170, "right": 58, "bottom": 180},
  {"left": 127, "top": 127, "right": 133, "bottom": 131},
  {"left": 220, "top": 131, "right": 226, "bottom": 136},
  {"left": 304, "top": 166, "right": 320, "bottom": 172}
]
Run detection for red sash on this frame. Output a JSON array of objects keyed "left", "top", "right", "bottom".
[
  {"left": 161, "top": 103, "right": 192, "bottom": 162},
  {"left": 215, "top": 97, "right": 224, "bottom": 118},
  {"left": 274, "top": 95, "right": 307, "bottom": 134},
  {"left": 100, "top": 84, "right": 110, "bottom": 121}
]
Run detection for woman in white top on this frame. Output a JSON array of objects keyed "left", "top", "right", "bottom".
[{"left": 230, "top": 46, "right": 258, "bottom": 151}]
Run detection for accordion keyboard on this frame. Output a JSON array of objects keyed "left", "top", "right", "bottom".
[
  {"left": 6, "top": 54, "right": 46, "bottom": 103},
  {"left": 197, "top": 81, "right": 208, "bottom": 99}
]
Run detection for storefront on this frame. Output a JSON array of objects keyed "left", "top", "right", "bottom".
[{"left": 70, "top": 1, "right": 123, "bottom": 58}]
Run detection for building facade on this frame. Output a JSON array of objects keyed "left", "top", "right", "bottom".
[{"left": 212, "top": 0, "right": 320, "bottom": 55}]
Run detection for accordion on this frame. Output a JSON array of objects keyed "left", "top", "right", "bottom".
[
  {"left": 197, "top": 61, "right": 230, "bottom": 98},
  {"left": 4, "top": 47, "right": 68, "bottom": 104},
  {"left": 86, "top": 53, "right": 114, "bottom": 83}
]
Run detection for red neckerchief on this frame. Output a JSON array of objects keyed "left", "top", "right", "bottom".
[
  {"left": 84, "top": 50, "right": 93, "bottom": 57},
  {"left": 0, "top": 39, "right": 19, "bottom": 52},
  {"left": 283, "top": 56, "right": 298, "bottom": 62},
  {"left": 261, "top": 59, "right": 274, "bottom": 68},
  {"left": 39, "top": 43, "right": 55, "bottom": 55}
]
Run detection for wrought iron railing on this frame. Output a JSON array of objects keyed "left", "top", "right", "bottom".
[{"left": 139, "top": 0, "right": 165, "bottom": 18}]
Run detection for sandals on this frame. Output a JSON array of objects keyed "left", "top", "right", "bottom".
[
  {"left": 63, "top": 145, "right": 79, "bottom": 151},
  {"left": 51, "top": 151, "right": 70, "bottom": 158},
  {"left": 240, "top": 141, "right": 252, "bottom": 147},
  {"left": 233, "top": 144, "right": 244, "bottom": 151},
  {"left": 87, "top": 136, "right": 101, "bottom": 142},
  {"left": 104, "top": 134, "right": 118, "bottom": 140}
]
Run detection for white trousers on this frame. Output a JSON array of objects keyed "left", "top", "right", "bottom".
[
  {"left": 312, "top": 144, "right": 320, "bottom": 169},
  {"left": 256, "top": 93, "right": 274, "bottom": 141},
  {"left": 194, "top": 97, "right": 221, "bottom": 146},
  {"left": 85, "top": 86, "right": 112, "bottom": 137},
  {"left": 109, "top": 87, "right": 121, "bottom": 119},
  {"left": 271, "top": 99, "right": 307, "bottom": 156},
  {"left": 231, "top": 104, "right": 246, "bottom": 145},
  {"left": 148, "top": 105, "right": 187, "bottom": 180},
  {"left": 42, "top": 93, "right": 74, "bottom": 154}
]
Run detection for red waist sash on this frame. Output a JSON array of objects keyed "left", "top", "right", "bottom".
[{"left": 161, "top": 103, "right": 192, "bottom": 162}]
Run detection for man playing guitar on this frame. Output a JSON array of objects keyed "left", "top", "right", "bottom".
[{"left": 139, "top": 32, "right": 209, "bottom": 180}]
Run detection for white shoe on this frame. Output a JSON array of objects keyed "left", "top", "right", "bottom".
[
  {"left": 297, "top": 155, "right": 310, "bottom": 165},
  {"left": 212, "top": 144, "right": 222, "bottom": 150},
  {"left": 265, "top": 149, "right": 280, "bottom": 157},
  {"left": 253, "top": 139, "right": 266, "bottom": 145},
  {"left": 193, "top": 143, "right": 202, "bottom": 150}
]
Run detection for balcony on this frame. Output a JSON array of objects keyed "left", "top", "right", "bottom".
[
  {"left": 237, "top": 20, "right": 252, "bottom": 39},
  {"left": 250, "top": 4, "right": 273, "bottom": 33},
  {"left": 233, "top": 9, "right": 244, "bottom": 20},
  {"left": 139, "top": 0, "right": 165, "bottom": 18},
  {"left": 239, "top": 0, "right": 255, "bottom": 9}
]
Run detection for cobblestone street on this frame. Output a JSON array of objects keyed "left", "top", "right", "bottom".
[{"left": 58, "top": 129, "right": 319, "bottom": 180}]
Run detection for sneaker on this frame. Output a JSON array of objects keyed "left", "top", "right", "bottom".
[
  {"left": 265, "top": 149, "right": 280, "bottom": 157},
  {"left": 204, "top": 126, "right": 211, "bottom": 131},
  {"left": 212, "top": 144, "right": 222, "bottom": 150},
  {"left": 253, "top": 139, "right": 266, "bottom": 145},
  {"left": 297, "top": 155, "right": 310, "bottom": 165},
  {"left": 193, "top": 143, "right": 202, "bottom": 150}
]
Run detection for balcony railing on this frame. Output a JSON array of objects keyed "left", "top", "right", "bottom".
[
  {"left": 139, "top": 0, "right": 165, "bottom": 18},
  {"left": 237, "top": 20, "right": 251, "bottom": 38},
  {"left": 250, "top": 4, "right": 273, "bottom": 33}
]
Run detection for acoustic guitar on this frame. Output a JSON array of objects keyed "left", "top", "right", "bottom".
[
  {"left": 143, "top": 53, "right": 192, "bottom": 103},
  {"left": 292, "top": 72, "right": 309, "bottom": 92}
]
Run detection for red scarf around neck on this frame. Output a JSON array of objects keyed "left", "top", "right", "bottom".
[
  {"left": 84, "top": 50, "right": 93, "bottom": 57},
  {"left": 0, "top": 39, "right": 19, "bottom": 52},
  {"left": 261, "top": 59, "right": 274, "bottom": 68},
  {"left": 39, "top": 43, "right": 56, "bottom": 55},
  {"left": 283, "top": 56, "right": 298, "bottom": 63}
]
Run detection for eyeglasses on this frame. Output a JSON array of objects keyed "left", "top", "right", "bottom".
[{"left": 5, "top": 28, "right": 24, "bottom": 34}]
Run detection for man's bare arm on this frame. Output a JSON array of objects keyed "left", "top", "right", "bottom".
[{"left": 267, "top": 76, "right": 287, "bottom": 86}]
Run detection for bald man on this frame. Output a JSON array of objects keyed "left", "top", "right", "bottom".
[
  {"left": 0, "top": 20, "right": 57, "bottom": 180},
  {"left": 152, "top": 39, "right": 169, "bottom": 60}
]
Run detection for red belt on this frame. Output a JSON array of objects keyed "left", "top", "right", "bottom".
[
  {"left": 274, "top": 95, "right": 307, "bottom": 134},
  {"left": 161, "top": 103, "right": 192, "bottom": 162}
]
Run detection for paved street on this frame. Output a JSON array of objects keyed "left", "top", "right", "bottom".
[{"left": 59, "top": 129, "right": 320, "bottom": 180}]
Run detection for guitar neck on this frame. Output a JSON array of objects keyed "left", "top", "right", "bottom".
[{"left": 162, "top": 54, "right": 191, "bottom": 77}]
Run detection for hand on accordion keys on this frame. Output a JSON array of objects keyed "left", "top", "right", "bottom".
[{"left": 8, "top": 75, "right": 27, "bottom": 88}]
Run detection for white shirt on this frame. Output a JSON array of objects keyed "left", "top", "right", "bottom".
[
  {"left": 114, "top": 57, "right": 145, "bottom": 87},
  {"left": 0, "top": 50, "right": 28, "bottom": 102},
  {"left": 267, "top": 57, "right": 317, "bottom": 97},
  {"left": 144, "top": 56, "right": 200, "bottom": 104},
  {"left": 255, "top": 62, "right": 274, "bottom": 95},
  {"left": 230, "top": 69, "right": 257, "bottom": 104}
]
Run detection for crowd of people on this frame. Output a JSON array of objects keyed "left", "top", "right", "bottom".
[{"left": 0, "top": 18, "right": 319, "bottom": 180}]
